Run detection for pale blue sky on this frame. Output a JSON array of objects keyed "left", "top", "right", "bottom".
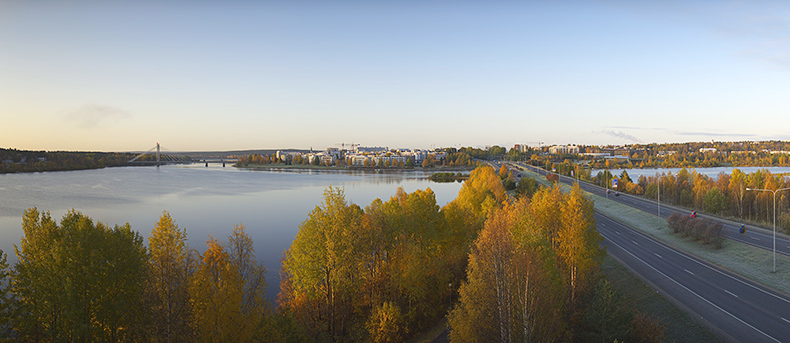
[{"left": 2, "top": 1, "right": 789, "bottom": 151}]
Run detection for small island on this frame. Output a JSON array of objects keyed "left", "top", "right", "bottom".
[{"left": 428, "top": 172, "right": 468, "bottom": 182}]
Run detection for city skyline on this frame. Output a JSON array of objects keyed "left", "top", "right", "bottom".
[{"left": 2, "top": 1, "right": 790, "bottom": 152}]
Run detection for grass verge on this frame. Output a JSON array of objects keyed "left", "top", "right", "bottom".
[
  {"left": 518, "top": 166, "right": 790, "bottom": 295},
  {"left": 601, "top": 255, "right": 720, "bottom": 343}
]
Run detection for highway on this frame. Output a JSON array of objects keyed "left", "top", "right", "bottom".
[
  {"left": 598, "top": 213, "right": 790, "bottom": 342},
  {"left": 509, "top": 161, "right": 790, "bottom": 257},
  {"left": 489, "top": 160, "right": 790, "bottom": 342}
]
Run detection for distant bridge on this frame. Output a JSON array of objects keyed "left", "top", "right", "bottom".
[{"left": 129, "top": 143, "right": 231, "bottom": 167}]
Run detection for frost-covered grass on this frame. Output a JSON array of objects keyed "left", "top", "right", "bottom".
[{"left": 592, "top": 186, "right": 790, "bottom": 294}]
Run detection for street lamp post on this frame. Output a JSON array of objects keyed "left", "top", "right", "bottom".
[
  {"left": 746, "top": 187, "right": 790, "bottom": 273},
  {"left": 657, "top": 173, "right": 661, "bottom": 229}
]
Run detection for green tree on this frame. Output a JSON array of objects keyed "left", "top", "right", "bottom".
[
  {"left": 0, "top": 250, "right": 11, "bottom": 342},
  {"left": 515, "top": 176, "right": 540, "bottom": 199},
  {"left": 581, "top": 280, "right": 633, "bottom": 343},
  {"left": 227, "top": 224, "right": 271, "bottom": 341},
  {"left": 703, "top": 187, "right": 728, "bottom": 214},
  {"left": 11, "top": 209, "right": 148, "bottom": 342},
  {"left": 11, "top": 208, "right": 60, "bottom": 341}
]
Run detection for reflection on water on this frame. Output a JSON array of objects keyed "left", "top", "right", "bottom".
[{"left": 0, "top": 164, "right": 464, "bottom": 301}]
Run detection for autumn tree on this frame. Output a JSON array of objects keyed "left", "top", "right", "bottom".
[
  {"left": 280, "top": 186, "right": 365, "bottom": 340},
  {"left": 366, "top": 302, "right": 407, "bottom": 343},
  {"left": 147, "top": 210, "right": 195, "bottom": 343},
  {"left": 557, "top": 184, "right": 604, "bottom": 305},
  {"left": 499, "top": 164, "right": 509, "bottom": 179},
  {"left": 191, "top": 236, "right": 244, "bottom": 342},
  {"left": 449, "top": 198, "right": 567, "bottom": 343}
]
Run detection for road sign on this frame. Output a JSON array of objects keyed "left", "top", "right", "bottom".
[{"left": 612, "top": 179, "right": 618, "bottom": 188}]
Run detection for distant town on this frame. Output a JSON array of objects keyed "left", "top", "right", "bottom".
[{"left": 4, "top": 140, "right": 790, "bottom": 174}]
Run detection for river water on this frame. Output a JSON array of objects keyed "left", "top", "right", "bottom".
[{"left": 0, "top": 164, "right": 464, "bottom": 301}]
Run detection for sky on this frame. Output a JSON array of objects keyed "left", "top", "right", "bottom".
[{"left": 2, "top": 0, "right": 790, "bottom": 152}]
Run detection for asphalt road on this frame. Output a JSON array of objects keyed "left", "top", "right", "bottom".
[
  {"left": 597, "top": 212, "right": 790, "bottom": 342},
  {"left": 509, "top": 162, "right": 790, "bottom": 258}
]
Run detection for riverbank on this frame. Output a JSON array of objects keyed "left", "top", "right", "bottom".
[{"left": 236, "top": 163, "right": 475, "bottom": 173}]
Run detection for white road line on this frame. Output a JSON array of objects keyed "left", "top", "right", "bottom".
[
  {"left": 632, "top": 240, "right": 639, "bottom": 245},
  {"left": 684, "top": 269, "right": 695, "bottom": 275},
  {"left": 655, "top": 253, "right": 662, "bottom": 259},
  {"left": 600, "top": 213, "right": 790, "bottom": 306},
  {"left": 600, "top": 233, "right": 780, "bottom": 343},
  {"left": 615, "top": 231, "right": 621, "bottom": 235},
  {"left": 725, "top": 290, "right": 739, "bottom": 298},
  {"left": 751, "top": 236, "right": 760, "bottom": 240},
  {"left": 782, "top": 317, "right": 790, "bottom": 324}
]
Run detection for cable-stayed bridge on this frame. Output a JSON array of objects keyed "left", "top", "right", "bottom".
[
  {"left": 128, "top": 143, "right": 193, "bottom": 165},
  {"left": 128, "top": 143, "right": 233, "bottom": 167}
]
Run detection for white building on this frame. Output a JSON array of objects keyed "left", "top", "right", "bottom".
[{"left": 549, "top": 145, "right": 579, "bottom": 155}]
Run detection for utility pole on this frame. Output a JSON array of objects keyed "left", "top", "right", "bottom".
[{"left": 156, "top": 142, "right": 161, "bottom": 166}]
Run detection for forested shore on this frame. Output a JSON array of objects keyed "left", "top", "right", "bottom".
[
  {"left": 0, "top": 165, "right": 664, "bottom": 342},
  {"left": 587, "top": 167, "right": 790, "bottom": 233},
  {"left": 0, "top": 148, "right": 135, "bottom": 173}
]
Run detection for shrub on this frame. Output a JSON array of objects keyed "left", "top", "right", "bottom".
[
  {"left": 666, "top": 212, "right": 725, "bottom": 250},
  {"left": 667, "top": 212, "right": 682, "bottom": 233}
]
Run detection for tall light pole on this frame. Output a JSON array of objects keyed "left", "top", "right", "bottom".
[
  {"left": 657, "top": 173, "right": 661, "bottom": 229},
  {"left": 746, "top": 187, "right": 790, "bottom": 273}
]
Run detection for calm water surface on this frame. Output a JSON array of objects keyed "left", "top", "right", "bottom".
[{"left": 0, "top": 165, "right": 464, "bottom": 301}]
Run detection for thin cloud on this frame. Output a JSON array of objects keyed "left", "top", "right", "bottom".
[
  {"left": 672, "top": 131, "right": 757, "bottom": 138},
  {"left": 597, "top": 130, "right": 643, "bottom": 143},
  {"left": 65, "top": 104, "right": 131, "bottom": 128}
]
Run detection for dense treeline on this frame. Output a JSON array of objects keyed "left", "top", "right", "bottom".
[
  {"left": 0, "top": 148, "right": 135, "bottom": 173},
  {"left": 449, "top": 184, "right": 663, "bottom": 343},
  {"left": 278, "top": 166, "right": 508, "bottom": 342},
  {"left": 0, "top": 165, "right": 666, "bottom": 342},
  {"left": 0, "top": 209, "right": 272, "bottom": 342},
  {"left": 592, "top": 168, "right": 790, "bottom": 233},
  {"left": 524, "top": 141, "right": 790, "bottom": 172},
  {"left": 279, "top": 165, "right": 664, "bottom": 342}
]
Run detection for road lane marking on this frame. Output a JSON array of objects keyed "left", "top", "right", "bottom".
[
  {"left": 782, "top": 317, "right": 790, "bottom": 324},
  {"left": 597, "top": 212, "right": 790, "bottom": 306},
  {"left": 685, "top": 269, "right": 695, "bottom": 275},
  {"left": 725, "top": 290, "right": 739, "bottom": 298},
  {"left": 600, "top": 233, "right": 781, "bottom": 342},
  {"left": 632, "top": 240, "right": 639, "bottom": 245},
  {"left": 615, "top": 231, "right": 621, "bottom": 235},
  {"left": 751, "top": 236, "right": 760, "bottom": 240},
  {"left": 654, "top": 253, "right": 662, "bottom": 259}
]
